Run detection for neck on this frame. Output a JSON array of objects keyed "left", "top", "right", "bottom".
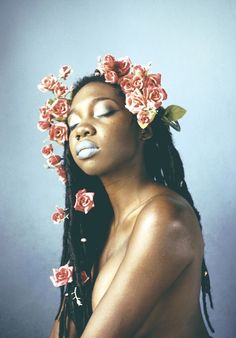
[{"left": 99, "top": 158, "right": 154, "bottom": 226}]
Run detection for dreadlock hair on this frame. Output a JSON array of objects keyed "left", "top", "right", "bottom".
[{"left": 54, "top": 74, "right": 214, "bottom": 337}]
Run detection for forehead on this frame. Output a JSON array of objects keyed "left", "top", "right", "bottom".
[{"left": 71, "top": 82, "right": 123, "bottom": 110}]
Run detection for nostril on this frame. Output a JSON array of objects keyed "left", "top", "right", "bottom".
[{"left": 84, "top": 130, "right": 90, "bottom": 137}]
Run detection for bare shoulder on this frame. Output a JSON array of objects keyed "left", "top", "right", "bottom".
[
  {"left": 80, "top": 190, "right": 204, "bottom": 337},
  {"left": 129, "top": 189, "right": 204, "bottom": 260}
]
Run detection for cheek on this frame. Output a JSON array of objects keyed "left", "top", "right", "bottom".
[
  {"left": 69, "top": 134, "right": 78, "bottom": 161},
  {"left": 102, "top": 123, "right": 141, "bottom": 160}
]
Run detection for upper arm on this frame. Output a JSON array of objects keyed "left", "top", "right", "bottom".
[{"left": 81, "top": 196, "right": 197, "bottom": 338}]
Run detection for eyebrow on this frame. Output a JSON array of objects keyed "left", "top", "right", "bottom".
[{"left": 70, "top": 96, "right": 120, "bottom": 115}]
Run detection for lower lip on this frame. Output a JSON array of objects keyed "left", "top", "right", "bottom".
[{"left": 77, "top": 147, "right": 99, "bottom": 159}]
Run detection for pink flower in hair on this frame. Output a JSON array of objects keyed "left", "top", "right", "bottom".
[
  {"left": 47, "top": 154, "right": 62, "bottom": 167},
  {"left": 119, "top": 74, "right": 135, "bottom": 94},
  {"left": 53, "top": 82, "right": 68, "bottom": 97},
  {"left": 144, "top": 73, "right": 162, "bottom": 88},
  {"left": 125, "top": 89, "right": 146, "bottom": 114},
  {"left": 132, "top": 75, "right": 144, "bottom": 91},
  {"left": 74, "top": 189, "right": 95, "bottom": 214},
  {"left": 115, "top": 57, "right": 131, "bottom": 76},
  {"left": 41, "top": 144, "right": 54, "bottom": 158},
  {"left": 50, "top": 263, "right": 73, "bottom": 287},
  {"left": 137, "top": 110, "right": 157, "bottom": 129},
  {"left": 50, "top": 98, "right": 70, "bottom": 120},
  {"left": 49, "top": 122, "right": 68, "bottom": 144},
  {"left": 59, "top": 65, "right": 73, "bottom": 80},
  {"left": 104, "top": 70, "right": 119, "bottom": 83},
  {"left": 38, "top": 74, "right": 57, "bottom": 92},
  {"left": 144, "top": 85, "right": 167, "bottom": 110},
  {"left": 56, "top": 165, "right": 67, "bottom": 184},
  {"left": 39, "top": 99, "right": 52, "bottom": 121},
  {"left": 99, "top": 55, "right": 131, "bottom": 81},
  {"left": 37, "top": 120, "right": 51, "bottom": 131},
  {"left": 101, "top": 54, "right": 116, "bottom": 71},
  {"left": 132, "top": 64, "right": 148, "bottom": 77},
  {"left": 51, "top": 207, "right": 67, "bottom": 224}
]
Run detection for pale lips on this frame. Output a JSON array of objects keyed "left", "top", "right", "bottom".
[{"left": 76, "top": 140, "right": 99, "bottom": 160}]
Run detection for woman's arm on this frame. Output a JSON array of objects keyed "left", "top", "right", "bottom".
[{"left": 81, "top": 195, "right": 199, "bottom": 338}]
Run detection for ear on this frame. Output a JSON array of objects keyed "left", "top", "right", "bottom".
[{"left": 139, "top": 126, "right": 153, "bottom": 141}]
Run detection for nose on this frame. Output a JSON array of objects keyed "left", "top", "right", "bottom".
[{"left": 74, "top": 123, "right": 96, "bottom": 140}]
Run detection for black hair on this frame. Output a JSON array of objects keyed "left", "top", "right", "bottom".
[{"left": 54, "top": 74, "right": 214, "bottom": 337}]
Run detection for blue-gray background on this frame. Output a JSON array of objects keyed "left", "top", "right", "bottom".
[{"left": 0, "top": 0, "right": 235, "bottom": 337}]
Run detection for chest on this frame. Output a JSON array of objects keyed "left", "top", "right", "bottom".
[{"left": 91, "top": 225, "right": 133, "bottom": 311}]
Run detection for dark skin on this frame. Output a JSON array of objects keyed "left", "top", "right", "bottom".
[{"left": 49, "top": 82, "right": 211, "bottom": 338}]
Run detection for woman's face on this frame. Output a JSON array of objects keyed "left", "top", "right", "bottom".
[{"left": 68, "top": 82, "right": 144, "bottom": 177}]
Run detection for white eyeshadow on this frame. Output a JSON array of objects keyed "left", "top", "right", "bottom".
[{"left": 68, "top": 114, "right": 81, "bottom": 127}]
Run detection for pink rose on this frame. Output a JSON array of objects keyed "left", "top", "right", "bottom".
[
  {"left": 115, "top": 57, "right": 131, "bottom": 76},
  {"left": 56, "top": 165, "right": 67, "bottom": 184},
  {"left": 39, "top": 110, "right": 51, "bottom": 121},
  {"left": 50, "top": 263, "right": 73, "bottom": 287},
  {"left": 49, "top": 122, "right": 68, "bottom": 144},
  {"left": 74, "top": 189, "right": 95, "bottom": 214},
  {"left": 132, "top": 64, "right": 148, "bottom": 77},
  {"left": 37, "top": 120, "right": 51, "bottom": 131},
  {"left": 51, "top": 207, "right": 66, "bottom": 224},
  {"left": 53, "top": 82, "right": 68, "bottom": 97},
  {"left": 144, "top": 73, "right": 161, "bottom": 88},
  {"left": 144, "top": 85, "right": 167, "bottom": 109},
  {"left": 125, "top": 89, "right": 146, "bottom": 114},
  {"left": 137, "top": 110, "right": 157, "bottom": 129},
  {"left": 119, "top": 74, "right": 135, "bottom": 94},
  {"left": 102, "top": 54, "right": 116, "bottom": 71},
  {"left": 39, "top": 100, "right": 52, "bottom": 120},
  {"left": 38, "top": 74, "right": 57, "bottom": 92},
  {"left": 41, "top": 144, "right": 54, "bottom": 158},
  {"left": 119, "top": 74, "right": 144, "bottom": 93},
  {"left": 47, "top": 154, "right": 62, "bottom": 167},
  {"left": 132, "top": 75, "right": 144, "bottom": 90},
  {"left": 50, "top": 98, "right": 70, "bottom": 120},
  {"left": 104, "top": 70, "right": 118, "bottom": 83},
  {"left": 59, "top": 65, "right": 72, "bottom": 80}
]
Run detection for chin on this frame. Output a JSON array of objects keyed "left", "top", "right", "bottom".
[{"left": 75, "top": 158, "right": 107, "bottom": 177}]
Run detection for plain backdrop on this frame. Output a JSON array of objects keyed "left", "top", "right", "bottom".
[{"left": 0, "top": 0, "right": 235, "bottom": 337}]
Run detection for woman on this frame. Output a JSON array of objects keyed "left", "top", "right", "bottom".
[{"left": 42, "top": 55, "right": 214, "bottom": 338}]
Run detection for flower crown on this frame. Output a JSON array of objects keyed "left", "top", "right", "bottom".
[
  {"left": 37, "top": 54, "right": 186, "bottom": 297},
  {"left": 96, "top": 54, "right": 186, "bottom": 129}
]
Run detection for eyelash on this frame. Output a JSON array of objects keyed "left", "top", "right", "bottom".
[{"left": 68, "top": 110, "right": 117, "bottom": 131}]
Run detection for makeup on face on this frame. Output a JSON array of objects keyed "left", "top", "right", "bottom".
[
  {"left": 76, "top": 139, "right": 100, "bottom": 160},
  {"left": 68, "top": 98, "right": 119, "bottom": 131}
]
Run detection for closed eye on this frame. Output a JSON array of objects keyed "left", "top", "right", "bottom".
[
  {"left": 68, "top": 123, "right": 78, "bottom": 132},
  {"left": 67, "top": 114, "right": 81, "bottom": 131},
  {"left": 68, "top": 110, "right": 117, "bottom": 131},
  {"left": 97, "top": 109, "right": 117, "bottom": 118}
]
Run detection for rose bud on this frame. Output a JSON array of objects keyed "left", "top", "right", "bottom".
[
  {"left": 51, "top": 207, "right": 66, "bottom": 224},
  {"left": 41, "top": 144, "right": 54, "bottom": 158}
]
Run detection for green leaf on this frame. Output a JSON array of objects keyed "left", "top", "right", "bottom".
[
  {"left": 164, "top": 105, "right": 186, "bottom": 122},
  {"left": 48, "top": 98, "right": 55, "bottom": 105},
  {"left": 161, "top": 116, "right": 170, "bottom": 125}
]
